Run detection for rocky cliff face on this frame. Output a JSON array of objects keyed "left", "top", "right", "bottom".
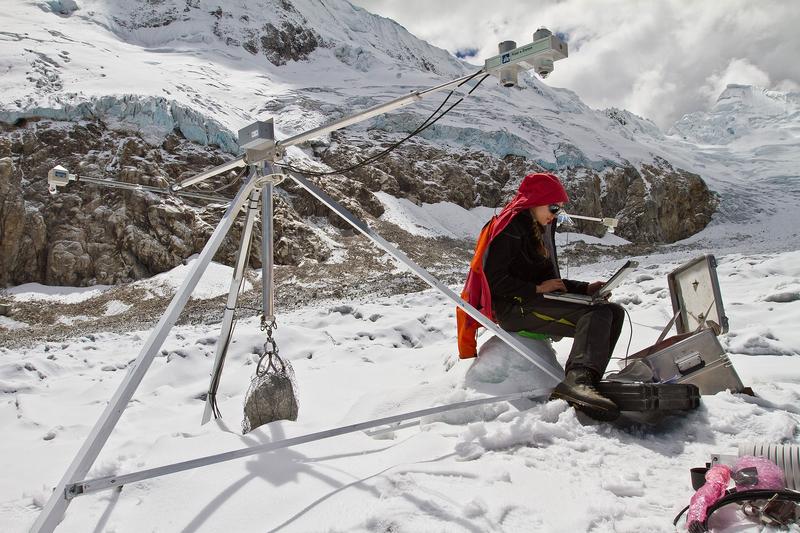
[
  {"left": 317, "top": 130, "right": 717, "bottom": 241},
  {"left": 0, "top": 119, "right": 330, "bottom": 286},
  {"left": 0, "top": 118, "right": 717, "bottom": 287},
  {"left": 556, "top": 159, "right": 717, "bottom": 241}
]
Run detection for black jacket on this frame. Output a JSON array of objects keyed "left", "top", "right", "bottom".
[{"left": 485, "top": 210, "right": 588, "bottom": 313}]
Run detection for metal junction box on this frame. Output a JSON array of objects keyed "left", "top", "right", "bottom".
[
  {"left": 238, "top": 119, "right": 275, "bottom": 151},
  {"left": 628, "top": 255, "right": 745, "bottom": 395}
]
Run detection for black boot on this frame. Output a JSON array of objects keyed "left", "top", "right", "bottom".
[{"left": 550, "top": 368, "right": 620, "bottom": 421}]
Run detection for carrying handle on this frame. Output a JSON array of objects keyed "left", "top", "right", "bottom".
[{"left": 674, "top": 351, "right": 705, "bottom": 375}]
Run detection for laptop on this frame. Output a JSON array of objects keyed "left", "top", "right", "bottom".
[{"left": 543, "top": 260, "right": 639, "bottom": 305}]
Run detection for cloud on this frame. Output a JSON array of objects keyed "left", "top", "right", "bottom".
[{"left": 351, "top": 0, "right": 800, "bottom": 129}]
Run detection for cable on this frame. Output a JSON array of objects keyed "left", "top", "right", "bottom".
[
  {"left": 672, "top": 503, "right": 691, "bottom": 526},
  {"left": 607, "top": 306, "right": 635, "bottom": 365},
  {"left": 623, "top": 307, "right": 634, "bottom": 366},
  {"left": 281, "top": 70, "right": 489, "bottom": 177},
  {"left": 281, "top": 77, "right": 476, "bottom": 176}
]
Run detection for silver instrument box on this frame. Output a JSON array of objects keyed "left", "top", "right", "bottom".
[
  {"left": 627, "top": 255, "right": 745, "bottom": 395},
  {"left": 640, "top": 328, "right": 743, "bottom": 394}
]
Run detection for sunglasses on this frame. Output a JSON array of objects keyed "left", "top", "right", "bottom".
[{"left": 548, "top": 204, "right": 562, "bottom": 214}]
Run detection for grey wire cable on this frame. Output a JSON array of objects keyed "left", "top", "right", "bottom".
[
  {"left": 282, "top": 71, "right": 489, "bottom": 177},
  {"left": 608, "top": 306, "right": 634, "bottom": 365},
  {"left": 624, "top": 306, "right": 634, "bottom": 364}
]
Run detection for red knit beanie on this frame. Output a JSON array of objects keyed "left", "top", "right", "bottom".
[{"left": 517, "top": 173, "right": 569, "bottom": 206}]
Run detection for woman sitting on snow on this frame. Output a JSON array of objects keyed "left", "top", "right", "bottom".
[{"left": 457, "top": 173, "right": 624, "bottom": 421}]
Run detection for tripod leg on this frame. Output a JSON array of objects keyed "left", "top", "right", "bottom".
[
  {"left": 202, "top": 188, "right": 262, "bottom": 424},
  {"left": 31, "top": 175, "right": 262, "bottom": 533},
  {"left": 285, "top": 171, "right": 563, "bottom": 382}
]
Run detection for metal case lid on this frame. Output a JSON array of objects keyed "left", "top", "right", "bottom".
[{"left": 667, "top": 254, "right": 729, "bottom": 335}]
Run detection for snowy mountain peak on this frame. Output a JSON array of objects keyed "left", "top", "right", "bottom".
[
  {"left": 3, "top": 0, "right": 683, "bottom": 170},
  {"left": 44, "top": 0, "right": 466, "bottom": 76},
  {"left": 714, "top": 84, "right": 799, "bottom": 116},
  {"left": 669, "top": 84, "right": 800, "bottom": 146}
]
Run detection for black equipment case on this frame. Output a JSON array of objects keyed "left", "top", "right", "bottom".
[{"left": 596, "top": 381, "right": 701, "bottom": 412}]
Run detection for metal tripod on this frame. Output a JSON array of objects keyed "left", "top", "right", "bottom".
[
  {"left": 36, "top": 156, "right": 566, "bottom": 532},
  {"left": 33, "top": 38, "right": 572, "bottom": 527}
]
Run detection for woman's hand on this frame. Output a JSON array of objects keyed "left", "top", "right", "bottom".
[
  {"left": 537, "top": 278, "right": 567, "bottom": 293},
  {"left": 587, "top": 281, "right": 606, "bottom": 296}
]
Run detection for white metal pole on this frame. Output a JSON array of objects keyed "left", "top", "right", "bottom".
[
  {"left": 261, "top": 163, "right": 275, "bottom": 322},
  {"left": 65, "top": 173, "right": 229, "bottom": 203},
  {"left": 30, "top": 175, "right": 263, "bottom": 533},
  {"left": 201, "top": 184, "right": 263, "bottom": 424},
  {"left": 68, "top": 388, "right": 549, "bottom": 497},
  {"left": 170, "top": 71, "right": 481, "bottom": 193},
  {"left": 284, "top": 171, "right": 564, "bottom": 382},
  {"left": 172, "top": 157, "right": 247, "bottom": 192}
]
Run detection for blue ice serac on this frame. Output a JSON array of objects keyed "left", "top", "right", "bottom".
[{"left": 0, "top": 96, "right": 239, "bottom": 154}]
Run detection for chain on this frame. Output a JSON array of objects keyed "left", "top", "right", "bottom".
[{"left": 256, "top": 317, "right": 281, "bottom": 377}]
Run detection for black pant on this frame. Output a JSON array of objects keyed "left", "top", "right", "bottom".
[{"left": 495, "top": 297, "right": 625, "bottom": 378}]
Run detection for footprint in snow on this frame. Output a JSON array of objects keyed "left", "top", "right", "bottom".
[{"left": 764, "top": 290, "right": 800, "bottom": 303}]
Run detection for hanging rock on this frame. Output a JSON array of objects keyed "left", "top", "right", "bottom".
[{"left": 242, "top": 354, "right": 299, "bottom": 433}]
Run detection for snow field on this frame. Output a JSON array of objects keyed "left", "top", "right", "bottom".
[
  {"left": 2, "top": 248, "right": 800, "bottom": 531},
  {"left": 0, "top": 1, "right": 798, "bottom": 531}
]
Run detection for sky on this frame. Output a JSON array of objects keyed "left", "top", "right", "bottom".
[{"left": 350, "top": 0, "right": 800, "bottom": 129}]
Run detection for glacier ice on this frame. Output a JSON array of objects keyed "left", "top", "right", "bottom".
[{"left": 0, "top": 95, "right": 239, "bottom": 153}]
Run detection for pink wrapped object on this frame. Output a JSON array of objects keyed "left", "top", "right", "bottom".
[
  {"left": 686, "top": 465, "right": 731, "bottom": 529},
  {"left": 732, "top": 455, "right": 785, "bottom": 490}
]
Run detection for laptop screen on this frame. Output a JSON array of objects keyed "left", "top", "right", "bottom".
[{"left": 598, "top": 260, "right": 639, "bottom": 296}]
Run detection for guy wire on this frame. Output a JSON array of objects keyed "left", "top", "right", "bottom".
[{"left": 282, "top": 70, "right": 489, "bottom": 177}]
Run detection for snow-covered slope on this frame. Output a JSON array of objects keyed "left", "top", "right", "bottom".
[
  {"left": 2, "top": 2, "right": 800, "bottom": 532},
  {"left": 3, "top": 250, "right": 800, "bottom": 532},
  {"left": 2, "top": 0, "right": 677, "bottom": 170},
  {"left": 645, "top": 85, "right": 800, "bottom": 253}
]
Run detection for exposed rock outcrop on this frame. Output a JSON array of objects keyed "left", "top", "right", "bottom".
[
  {"left": 558, "top": 160, "right": 717, "bottom": 241},
  {"left": 111, "top": 0, "right": 325, "bottom": 68},
  {"left": 0, "top": 118, "right": 717, "bottom": 287},
  {"left": 0, "top": 156, "right": 47, "bottom": 285},
  {"left": 0, "top": 119, "right": 330, "bottom": 286},
  {"left": 317, "top": 131, "right": 717, "bottom": 242}
]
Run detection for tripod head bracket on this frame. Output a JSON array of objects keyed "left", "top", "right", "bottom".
[{"left": 254, "top": 172, "right": 285, "bottom": 186}]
